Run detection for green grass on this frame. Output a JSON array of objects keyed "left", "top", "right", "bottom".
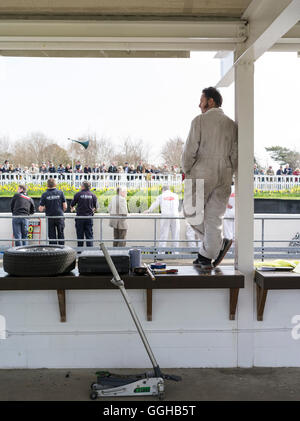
[{"left": 254, "top": 186, "right": 300, "bottom": 199}]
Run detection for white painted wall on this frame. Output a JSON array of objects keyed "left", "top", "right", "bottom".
[{"left": 0, "top": 213, "right": 300, "bottom": 368}]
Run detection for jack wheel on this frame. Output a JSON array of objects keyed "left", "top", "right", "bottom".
[
  {"left": 90, "top": 391, "right": 98, "bottom": 400},
  {"left": 158, "top": 392, "right": 165, "bottom": 401}
]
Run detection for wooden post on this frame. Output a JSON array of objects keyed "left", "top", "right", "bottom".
[
  {"left": 256, "top": 284, "right": 268, "bottom": 321},
  {"left": 146, "top": 289, "right": 152, "bottom": 321},
  {"left": 57, "top": 289, "right": 66, "bottom": 322},
  {"left": 229, "top": 288, "right": 240, "bottom": 320}
]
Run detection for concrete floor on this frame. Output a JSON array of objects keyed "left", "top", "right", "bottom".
[{"left": 0, "top": 368, "right": 300, "bottom": 401}]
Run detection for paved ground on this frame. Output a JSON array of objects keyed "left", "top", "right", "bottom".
[{"left": 0, "top": 368, "right": 300, "bottom": 401}]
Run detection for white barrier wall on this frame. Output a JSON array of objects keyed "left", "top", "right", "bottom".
[
  {"left": 0, "top": 212, "right": 299, "bottom": 249},
  {"left": 0, "top": 212, "right": 189, "bottom": 249},
  {"left": 0, "top": 213, "right": 300, "bottom": 368}
]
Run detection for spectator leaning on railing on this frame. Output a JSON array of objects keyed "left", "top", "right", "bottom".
[
  {"left": 0, "top": 158, "right": 187, "bottom": 177},
  {"left": 283, "top": 164, "right": 293, "bottom": 175},
  {"left": 136, "top": 161, "right": 144, "bottom": 173},
  {"left": 293, "top": 168, "right": 300, "bottom": 182}
]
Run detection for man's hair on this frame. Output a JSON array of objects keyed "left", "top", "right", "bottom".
[
  {"left": 82, "top": 181, "right": 91, "bottom": 190},
  {"left": 116, "top": 186, "right": 127, "bottom": 194},
  {"left": 162, "top": 185, "right": 170, "bottom": 192},
  {"left": 18, "top": 184, "right": 27, "bottom": 193},
  {"left": 47, "top": 178, "right": 56, "bottom": 188},
  {"left": 202, "top": 86, "right": 223, "bottom": 107}
]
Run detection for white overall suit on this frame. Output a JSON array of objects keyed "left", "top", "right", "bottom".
[
  {"left": 147, "top": 190, "right": 180, "bottom": 248},
  {"left": 185, "top": 221, "right": 201, "bottom": 248},
  {"left": 182, "top": 107, "right": 238, "bottom": 260},
  {"left": 223, "top": 186, "right": 235, "bottom": 240}
]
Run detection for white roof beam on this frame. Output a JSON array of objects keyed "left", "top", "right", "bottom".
[
  {"left": 216, "top": 0, "right": 300, "bottom": 87},
  {"left": 0, "top": 41, "right": 238, "bottom": 52},
  {"left": 271, "top": 21, "right": 300, "bottom": 50},
  {"left": 0, "top": 19, "right": 247, "bottom": 54}
]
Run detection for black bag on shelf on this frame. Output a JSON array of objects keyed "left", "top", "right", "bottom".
[{"left": 78, "top": 250, "right": 130, "bottom": 275}]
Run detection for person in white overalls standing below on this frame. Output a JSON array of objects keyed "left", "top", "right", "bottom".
[
  {"left": 144, "top": 186, "right": 180, "bottom": 250},
  {"left": 223, "top": 185, "right": 235, "bottom": 240}
]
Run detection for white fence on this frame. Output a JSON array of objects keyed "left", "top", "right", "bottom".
[
  {"left": 254, "top": 175, "right": 300, "bottom": 191},
  {"left": 0, "top": 172, "right": 183, "bottom": 189},
  {"left": 0, "top": 173, "right": 299, "bottom": 190}
]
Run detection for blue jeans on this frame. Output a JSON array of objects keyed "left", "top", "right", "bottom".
[{"left": 12, "top": 218, "right": 29, "bottom": 247}]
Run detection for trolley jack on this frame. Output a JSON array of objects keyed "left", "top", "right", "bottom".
[{"left": 90, "top": 243, "right": 181, "bottom": 400}]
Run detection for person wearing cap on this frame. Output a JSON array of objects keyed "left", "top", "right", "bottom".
[
  {"left": 123, "top": 162, "right": 129, "bottom": 173},
  {"left": 39, "top": 178, "right": 67, "bottom": 245},
  {"left": 70, "top": 181, "right": 98, "bottom": 250},
  {"left": 11, "top": 184, "right": 35, "bottom": 246}
]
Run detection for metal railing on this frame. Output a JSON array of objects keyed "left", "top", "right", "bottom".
[
  {"left": 0, "top": 214, "right": 204, "bottom": 260},
  {"left": 254, "top": 216, "right": 300, "bottom": 261},
  {"left": 1, "top": 214, "right": 300, "bottom": 262}
]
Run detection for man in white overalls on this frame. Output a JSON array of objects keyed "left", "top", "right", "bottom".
[
  {"left": 144, "top": 186, "right": 180, "bottom": 250},
  {"left": 223, "top": 185, "right": 235, "bottom": 240}
]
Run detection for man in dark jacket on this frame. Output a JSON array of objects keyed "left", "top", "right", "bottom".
[
  {"left": 48, "top": 162, "right": 56, "bottom": 173},
  {"left": 11, "top": 185, "right": 35, "bottom": 246},
  {"left": 39, "top": 178, "right": 67, "bottom": 245},
  {"left": 108, "top": 162, "right": 117, "bottom": 173},
  {"left": 70, "top": 181, "right": 98, "bottom": 249}
]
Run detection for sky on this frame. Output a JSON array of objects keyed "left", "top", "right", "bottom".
[{"left": 0, "top": 50, "right": 299, "bottom": 166}]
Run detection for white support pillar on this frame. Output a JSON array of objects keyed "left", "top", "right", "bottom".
[{"left": 235, "top": 59, "right": 255, "bottom": 367}]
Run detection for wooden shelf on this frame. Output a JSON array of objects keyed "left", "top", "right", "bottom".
[
  {"left": 255, "top": 270, "right": 300, "bottom": 321},
  {"left": 0, "top": 266, "right": 244, "bottom": 322}
]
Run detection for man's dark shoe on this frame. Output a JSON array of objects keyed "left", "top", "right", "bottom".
[
  {"left": 193, "top": 253, "right": 212, "bottom": 269},
  {"left": 213, "top": 238, "right": 233, "bottom": 268}
]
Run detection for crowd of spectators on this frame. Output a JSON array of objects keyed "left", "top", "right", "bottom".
[
  {"left": 254, "top": 163, "right": 300, "bottom": 176},
  {"left": 0, "top": 160, "right": 182, "bottom": 175}
]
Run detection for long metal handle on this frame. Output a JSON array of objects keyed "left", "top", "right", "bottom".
[
  {"left": 100, "top": 242, "right": 123, "bottom": 286},
  {"left": 99, "top": 242, "right": 159, "bottom": 371}
]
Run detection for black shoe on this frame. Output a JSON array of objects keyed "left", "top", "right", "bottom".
[
  {"left": 193, "top": 253, "right": 212, "bottom": 269},
  {"left": 213, "top": 238, "right": 233, "bottom": 268}
]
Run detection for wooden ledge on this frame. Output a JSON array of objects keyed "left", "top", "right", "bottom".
[
  {"left": 255, "top": 269, "right": 300, "bottom": 321},
  {"left": 0, "top": 266, "right": 244, "bottom": 322}
]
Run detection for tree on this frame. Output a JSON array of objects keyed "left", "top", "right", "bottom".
[
  {"left": 43, "top": 144, "right": 71, "bottom": 166},
  {"left": 12, "top": 132, "right": 71, "bottom": 167},
  {"left": 161, "top": 137, "right": 184, "bottom": 168},
  {"left": 112, "top": 137, "right": 149, "bottom": 166},
  {"left": 13, "top": 132, "right": 52, "bottom": 166},
  {"left": 265, "top": 146, "right": 300, "bottom": 169},
  {"left": 0, "top": 136, "right": 13, "bottom": 163}
]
